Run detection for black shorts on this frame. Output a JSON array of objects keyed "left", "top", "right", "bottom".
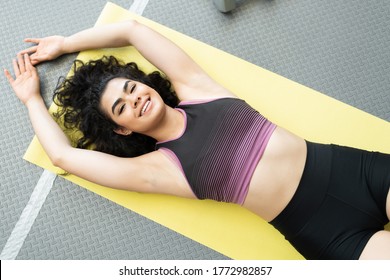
[{"left": 270, "top": 141, "right": 390, "bottom": 260}]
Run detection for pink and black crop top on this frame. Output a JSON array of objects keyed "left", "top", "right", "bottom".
[{"left": 156, "top": 98, "right": 276, "bottom": 205}]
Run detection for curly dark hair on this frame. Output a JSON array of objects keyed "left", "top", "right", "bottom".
[{"left": 53, "top": 56, "right": 179, "bottom": 157}]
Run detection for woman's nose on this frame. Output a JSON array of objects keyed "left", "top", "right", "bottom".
[
  {"left": 133, "top": 96, "right": 141, "bottom": 108},
  {"left": 127, "top": 90, "right": 141, "bottom": 108}
]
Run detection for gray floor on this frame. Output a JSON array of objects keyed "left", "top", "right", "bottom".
[{"left": 1, "top": 0, "right": 389, "bottom": 259}]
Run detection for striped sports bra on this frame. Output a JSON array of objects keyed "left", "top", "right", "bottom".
[{"left": 156, "top": 98, "right": 276, "bottom": 205}]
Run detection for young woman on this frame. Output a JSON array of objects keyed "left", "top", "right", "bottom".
[{"left": 4, "top": 20, "right": 390, "bottom": 259}]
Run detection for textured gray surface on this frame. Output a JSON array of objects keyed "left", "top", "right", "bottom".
[
  {"left": 17, "top": 177, "right": 223, "bottom": 260},
  {"left": 1, "top": 0, "right": 389, "bottom": 260}
]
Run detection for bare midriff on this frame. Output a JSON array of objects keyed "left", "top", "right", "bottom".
[{"left": 243, "top": 126, "right": 307, "bottom": 222}]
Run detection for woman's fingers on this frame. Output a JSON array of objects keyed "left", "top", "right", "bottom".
[
  {"left": 5, "top": 54, "right": 41, "bottom": 105},
  {"left": 24, "top": 53, "right": 35, "bottom": 72},
  {"left": 20, "top": 39, "right": 40, "bottom": 65},
  {"left": 10, "top": 53, "right": 35, "bottom": 79},
  {"left": 4, "top": 68, "right": 15, "bottom": 84},
  {"left": 17, "top": 53, "right": 26, "bottom": 73},
  {"left": 29, "top": 53, "right": 44, "bottom": 65},
  {"left": 24, "top": 38, "right": 41, "bottom": 44},
  {"left": 12, "top": 59, "right": 20, "bottom": 76},
  {"left": 19, "top": 45, "right": 38, "bottom": 55}
]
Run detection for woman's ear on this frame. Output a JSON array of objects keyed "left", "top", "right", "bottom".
[{"left": 114, "top": 127, "right": 132, "bottom": 136}]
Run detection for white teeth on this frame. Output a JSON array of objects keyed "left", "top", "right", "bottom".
[{"left": 141, "top": 100, "right": 150, "bottom": 116}]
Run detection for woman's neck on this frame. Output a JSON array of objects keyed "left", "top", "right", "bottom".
[{"left": 150, "top": 106, "right": 185, "bottom": 143}]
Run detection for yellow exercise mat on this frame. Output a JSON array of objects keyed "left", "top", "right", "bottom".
[{"left": 24, "top": 2, "right": 390, "bottom": 260}]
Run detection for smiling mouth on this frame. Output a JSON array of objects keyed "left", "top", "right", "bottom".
[{"left": 141, "top": 99, "right": 151, "bottom": 116}]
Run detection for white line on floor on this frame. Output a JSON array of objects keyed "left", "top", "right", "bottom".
[
  {"left": 129, "top": 0, "right": 150, "bottom": 14},
  {"left": 0, "top": 170, "right": 57, "bottom": 260}
]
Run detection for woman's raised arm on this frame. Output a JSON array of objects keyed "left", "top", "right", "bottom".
[
  {"left": 21, "top": 22, "right": 203, "bottom": 85},
  {"left": 19, "top": 21, "right": 137, "bottom": 64},
  {"left": 19, "top": 20, "right": 229, "bottom": 100},
  {"left": 5, "top": 53, "right": 74, "bottom": 164}
]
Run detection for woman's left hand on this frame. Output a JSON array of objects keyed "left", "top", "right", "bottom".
[
  {"left": 19, "top": 36, "right": 66, "bottom": 66},
  {"left": 4, "top": 53, "right": 41, "bottom": 106}
]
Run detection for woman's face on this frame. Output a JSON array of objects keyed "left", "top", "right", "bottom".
[{"left": 100, "top": 77, "right": 166, "bottom": 136}]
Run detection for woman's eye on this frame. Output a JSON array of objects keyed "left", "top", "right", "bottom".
[
  {"left": 130, "top": 84, "right": 136, "bottom": 93},
  {"left": 119, "top": 104, "right": 126, "bottom": 114}
]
